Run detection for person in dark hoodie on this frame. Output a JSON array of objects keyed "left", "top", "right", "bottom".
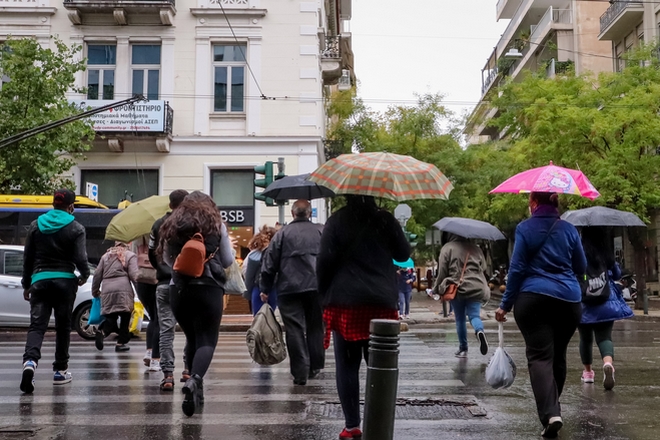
[
  {"left": 148, "top": 189, "right": 188, "bottom": 391},
  {"left": 20, "top": 189, "right": 90, "bottom": 394}
]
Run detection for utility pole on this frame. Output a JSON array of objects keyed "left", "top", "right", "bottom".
[{"left": 277, "top": 157, "right": 286, "bottom": 225}]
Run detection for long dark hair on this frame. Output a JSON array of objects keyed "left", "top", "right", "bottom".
[
  {"left": 157, "top": 191, "right": 223, "bottom": 254},
  {"left": 581, "top": 226, "right": 615, "bottom": 271}
]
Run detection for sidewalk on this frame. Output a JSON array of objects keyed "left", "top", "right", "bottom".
[{"left": 218, "top": 290, "right": 660, "bottom": 332}]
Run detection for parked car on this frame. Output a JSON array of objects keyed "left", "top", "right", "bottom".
[{"left": 0, "top": 245, "right": 97, "bottom": 340}]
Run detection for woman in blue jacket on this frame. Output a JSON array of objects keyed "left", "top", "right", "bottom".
[
  {"left": 578, "top": 227, "right": 633, "bottom": 390},
  {"left": 495, "top": 192, "right": 586, "bottom": 439}
]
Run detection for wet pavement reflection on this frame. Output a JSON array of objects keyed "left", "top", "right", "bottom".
[{"left": 0, "top": 317, "right": 658, "bottom": 439}]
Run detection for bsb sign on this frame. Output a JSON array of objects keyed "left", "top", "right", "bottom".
[
  {"left": 70, "top": 100, "right": 166, "bottom": 132},
  {"left": 219, "top": 207, "right": 254, "bottom": 226}
]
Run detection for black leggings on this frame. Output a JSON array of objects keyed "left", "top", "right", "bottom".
[
  {"left": 170, "top": 284, "right": 224, "bottom": 378},
  {"left": 137, "top": 283, "right": 160, "bottom": 358},
  {"left": 514, "top": 292, "right": 581, "bottom": 427}
]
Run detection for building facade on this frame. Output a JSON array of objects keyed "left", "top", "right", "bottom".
[
  {"left": 466, "top": 0, "right": 612, "bottom": 142},
  {"left": 1, "top": 0, "right": 354, "bottom": 250}
]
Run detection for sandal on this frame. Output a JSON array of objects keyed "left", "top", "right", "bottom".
[
  {"left": 160, "top": 376, "right": 174, "bottom": 392},
  {"left": 180, "top": 369, "right": 191, "bottom": 383}
]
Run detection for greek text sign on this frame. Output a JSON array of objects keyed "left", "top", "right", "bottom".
[{"left": 70, "top": 100, "right": 165, "bottom": 132}]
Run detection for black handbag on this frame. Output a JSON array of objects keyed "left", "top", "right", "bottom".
[{"left": 581, "top": 270, "right": 611, "bottom": 305}]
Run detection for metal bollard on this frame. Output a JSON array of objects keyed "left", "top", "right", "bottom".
[
  {"left": 363, "top": 319, "right": 400, "bottom": 440},
  {"left": 644, "top": 289, "right": 649, "bottom": 315}
]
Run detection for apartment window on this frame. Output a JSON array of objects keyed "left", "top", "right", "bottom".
[
  {"left": 211, "top": 170, "right": 253, "bottom": 207},
  {"left": 87, "top": 45, "right": 116, "bottom": 100},
  {"left": 81, "top": 169, "right": 159, "bottom": 208},
  {"left": 212, "top": 45, "right": 246, "bottom": 113},
  {"left": 132, "top": 45, "right": 161, "bottom": 100}
]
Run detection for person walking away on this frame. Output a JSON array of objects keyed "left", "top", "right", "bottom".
[
  {"left": 148, "top": 189, "right": 189, "bottom": 391},
  {"left": 495, "top": 192, "right": 586, "bottom": 439},
  {"left": 433, "top": 232, "right": 490, "bottom": 358},
  {"left": 158, "top": 191, "right": 234, "bottom": 417},
  {"left": 260, "top": 200, "right": 325, "bottom": 385},
  {"left": 578, "top": 227, "right": 633, "bottom": 390},
  {"left": 317, "top": 195, "right": 410, "bottom": 440},
  {"left": 397, "top": 267, "right": 415, "bottom": 319},
  {"left": 244, "top": 225, "right": 278, "bottom": 315},
  {"left": 135, "top": 239, "right": 160, "bottom": 372},
  {"left": 20, "top": 189, "right": 91, "bottom": 393},
  {"left": 92, "top": 242, "right": 139, "bottom": 352}
]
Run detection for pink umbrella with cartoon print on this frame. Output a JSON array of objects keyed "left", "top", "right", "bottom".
[{"left": 489, "top": 161, "right": 600, "bottom": 200}]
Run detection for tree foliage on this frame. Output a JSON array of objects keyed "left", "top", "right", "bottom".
[
  {"left": 0, "top": 37, "right": 94, "bottom": 194},
  {"left": 491, "top": 43, "right": 660, "bottom": 222}
]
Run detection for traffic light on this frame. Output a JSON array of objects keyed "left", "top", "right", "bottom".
[
  {"left": 254, "top": 161, "right": 276, "bottom": 206},
  {"left": 404, "top": 230, "right": 418, "bottom": 247}
]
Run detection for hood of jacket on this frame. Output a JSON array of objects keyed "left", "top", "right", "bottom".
[{"left": 37, "top": 210, "right": 75, "bottom": 234}]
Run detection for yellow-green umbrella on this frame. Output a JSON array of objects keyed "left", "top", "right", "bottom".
[{"left": 105, "top": 195, "right": 170, "bottom": 242}]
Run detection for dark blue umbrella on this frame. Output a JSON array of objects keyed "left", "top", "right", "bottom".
[
  {"left": 561, "top": 206, "right": 646, "bottom": 227},
  {"left": 262, "top": 173, "right": 335, "bottom": 201},
  {"left": 433, "top": 217, "right": 506, "bottom": 241}
]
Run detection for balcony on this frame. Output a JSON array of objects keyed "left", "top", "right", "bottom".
[
  {"left": 481, "top": 48, "right": 500, "bottom": 96},
  {"left": 496, "top": 0, "right": 523, "bottom": 21},
  {"left": 321, "top": 35, "right": 342, "bottom": 84},
  {"left": 0, "top": 0, "right": 57, "bottom": 14},
  {"left": 63, "top": 0, "right": 176, "bottom": 26},
  {"left": 508, "top": 7, "right": 573, "bottom": 80},
  {"left": 599, "top": 1, "right": 644, "bottom": 41}
]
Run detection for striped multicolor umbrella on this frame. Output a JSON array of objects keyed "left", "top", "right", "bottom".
[{"left": 308, "top": 152, "right": 453, "bottom": 202}]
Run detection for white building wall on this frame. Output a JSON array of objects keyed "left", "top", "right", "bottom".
[{"left": 1, "top": 0, "right": 337, "bottom": 226}]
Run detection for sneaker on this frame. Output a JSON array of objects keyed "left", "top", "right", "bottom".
[
  {"left": 95, "top": 330, "right": 104, "bottom": 351},
  {"left": 309, "top": 369, "right": 321, "bottom": 379},
  {"left": 20, "top": 360, "right": 37, "bottom": 394},
  {"left": 53, "top": 370, "right": 72, "bottom": 385},
  {"left": 541, "top": 416, "right": 563, "bottom": 438},
  {"left": 603, "top": 363, "right": 615, "bottom": 390},
  {"left": 143, "top": 349, "right": 152, "bottom": 367},
  {"left": 115, "top": 344, "right": 130, "bottom": 352},
  {"left": 581, "top": 369, "right": 595, "bottom": 384},
  {"left": 477, "top": 331, "right": 489, "bottom": 355},
  {"left": 149, "top": 359, "right": 162, "bottom": 372},
  {"left": 339, "top": 427, "right": 362, "bottom": 439},
  {"left": 454, "top": 349, "right": 468, "bottom": 358}
]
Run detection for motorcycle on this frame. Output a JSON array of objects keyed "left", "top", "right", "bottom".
[
  {"left": 488, "top": 264, "right": 508, "bottom": 293},
  {"left": 615, "top": 272, "right": 637, "bottom": 302}
]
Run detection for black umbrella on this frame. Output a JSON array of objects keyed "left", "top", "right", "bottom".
[
  {"left": 433, "top": 217, "right": 506, "bottom": 241},
  {"left": 262, "top": 173, "right": 335, "bottom": 201},
  {"left": 561, "top": 206, "right": 646, "bottom": 227}
]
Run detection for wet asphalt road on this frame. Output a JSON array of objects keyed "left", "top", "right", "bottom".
[{"left": 0, "top": 317, "right": 659, "bottom": 440}]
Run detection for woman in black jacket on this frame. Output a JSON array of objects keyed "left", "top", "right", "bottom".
[
  {"left": 158, "top": 191, "right": 234, "bottom": 417},
  {"left": 317, "top": 195, "right": 410, "bottom": 439}
]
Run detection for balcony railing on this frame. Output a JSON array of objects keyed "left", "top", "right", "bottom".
[
  {"left": 321, "top": 36, "right": 341, "bottom": 60},
  {"left": 600, "top": 1, "right": 642, "bottom": 32},
  {"left": 63, "top": 0, "right": 175, "bottom": 4}
]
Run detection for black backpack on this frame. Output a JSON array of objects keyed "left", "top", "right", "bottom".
[{"left": 580, "top": 269, "right": 610, "bottom": 305}]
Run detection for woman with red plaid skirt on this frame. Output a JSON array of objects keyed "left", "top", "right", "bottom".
[{"left": 317, "top": 195, "right": 410, "bottom": 440}]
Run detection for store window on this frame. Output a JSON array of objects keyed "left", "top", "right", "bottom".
[
  {"left": 132, "top": 45, "right": 161, "bottom": 100},
  {"left": 211, "top": 169, "right": 253, "bottom": 206},
  {"left": 80, "top": 169, "right": 159, "bottom": 208},
  {"left": 87, "top": 45, "right": 116, "bottom": 100},
  {"left": 212, "top": 44, "right": 246, "bottom": 113}
]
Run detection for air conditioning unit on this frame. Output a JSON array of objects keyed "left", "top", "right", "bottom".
[{"left": 338, "top": 69, "right": 351, "bottom": 91}]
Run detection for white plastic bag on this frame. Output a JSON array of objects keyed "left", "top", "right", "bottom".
[{"left": 485, "top": 322, "right": 516, "bottom": 389}]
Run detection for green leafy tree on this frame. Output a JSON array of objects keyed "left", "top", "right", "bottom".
[
  {"left": 0, "top": 37, "right": 94, "bottom": 194},
  {"left": 490, "top": 44, "right": 660, "bottom": 222}
]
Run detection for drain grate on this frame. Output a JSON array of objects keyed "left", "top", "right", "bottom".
[
  {"left": 307, "top": 398, "right": 487, "bottom": 420},
  {"left": 0, "top": 430, "right": 35, "bottom": 440}
]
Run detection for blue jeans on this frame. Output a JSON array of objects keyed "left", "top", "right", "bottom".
[
  {"left": 251, "top": 286, "right": 278, "bottom": 316},
  {"left": 398, "top": 290, "right": 411, "bottom": 316},
  {"left": 451, "top": 297, "right": 484, "bottom": 351}
]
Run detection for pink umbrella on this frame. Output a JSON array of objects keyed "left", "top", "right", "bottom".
[{"left": 490, "top": 162, "right": 600, "bottom": 200}]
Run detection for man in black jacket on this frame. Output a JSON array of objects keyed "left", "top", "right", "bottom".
[
  {"left": 20, "top": 189, "right": 90, "bottom": 394},
  {"left": 260, "top": 200, "right": 324, "bottom": 385},
  {"left": 148, "top": 189, "right": 188, "bottom": 391}
]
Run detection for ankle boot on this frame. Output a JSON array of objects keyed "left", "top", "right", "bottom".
[{"left": 182, "top": 373, "right": 203, "bottom": 417}]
